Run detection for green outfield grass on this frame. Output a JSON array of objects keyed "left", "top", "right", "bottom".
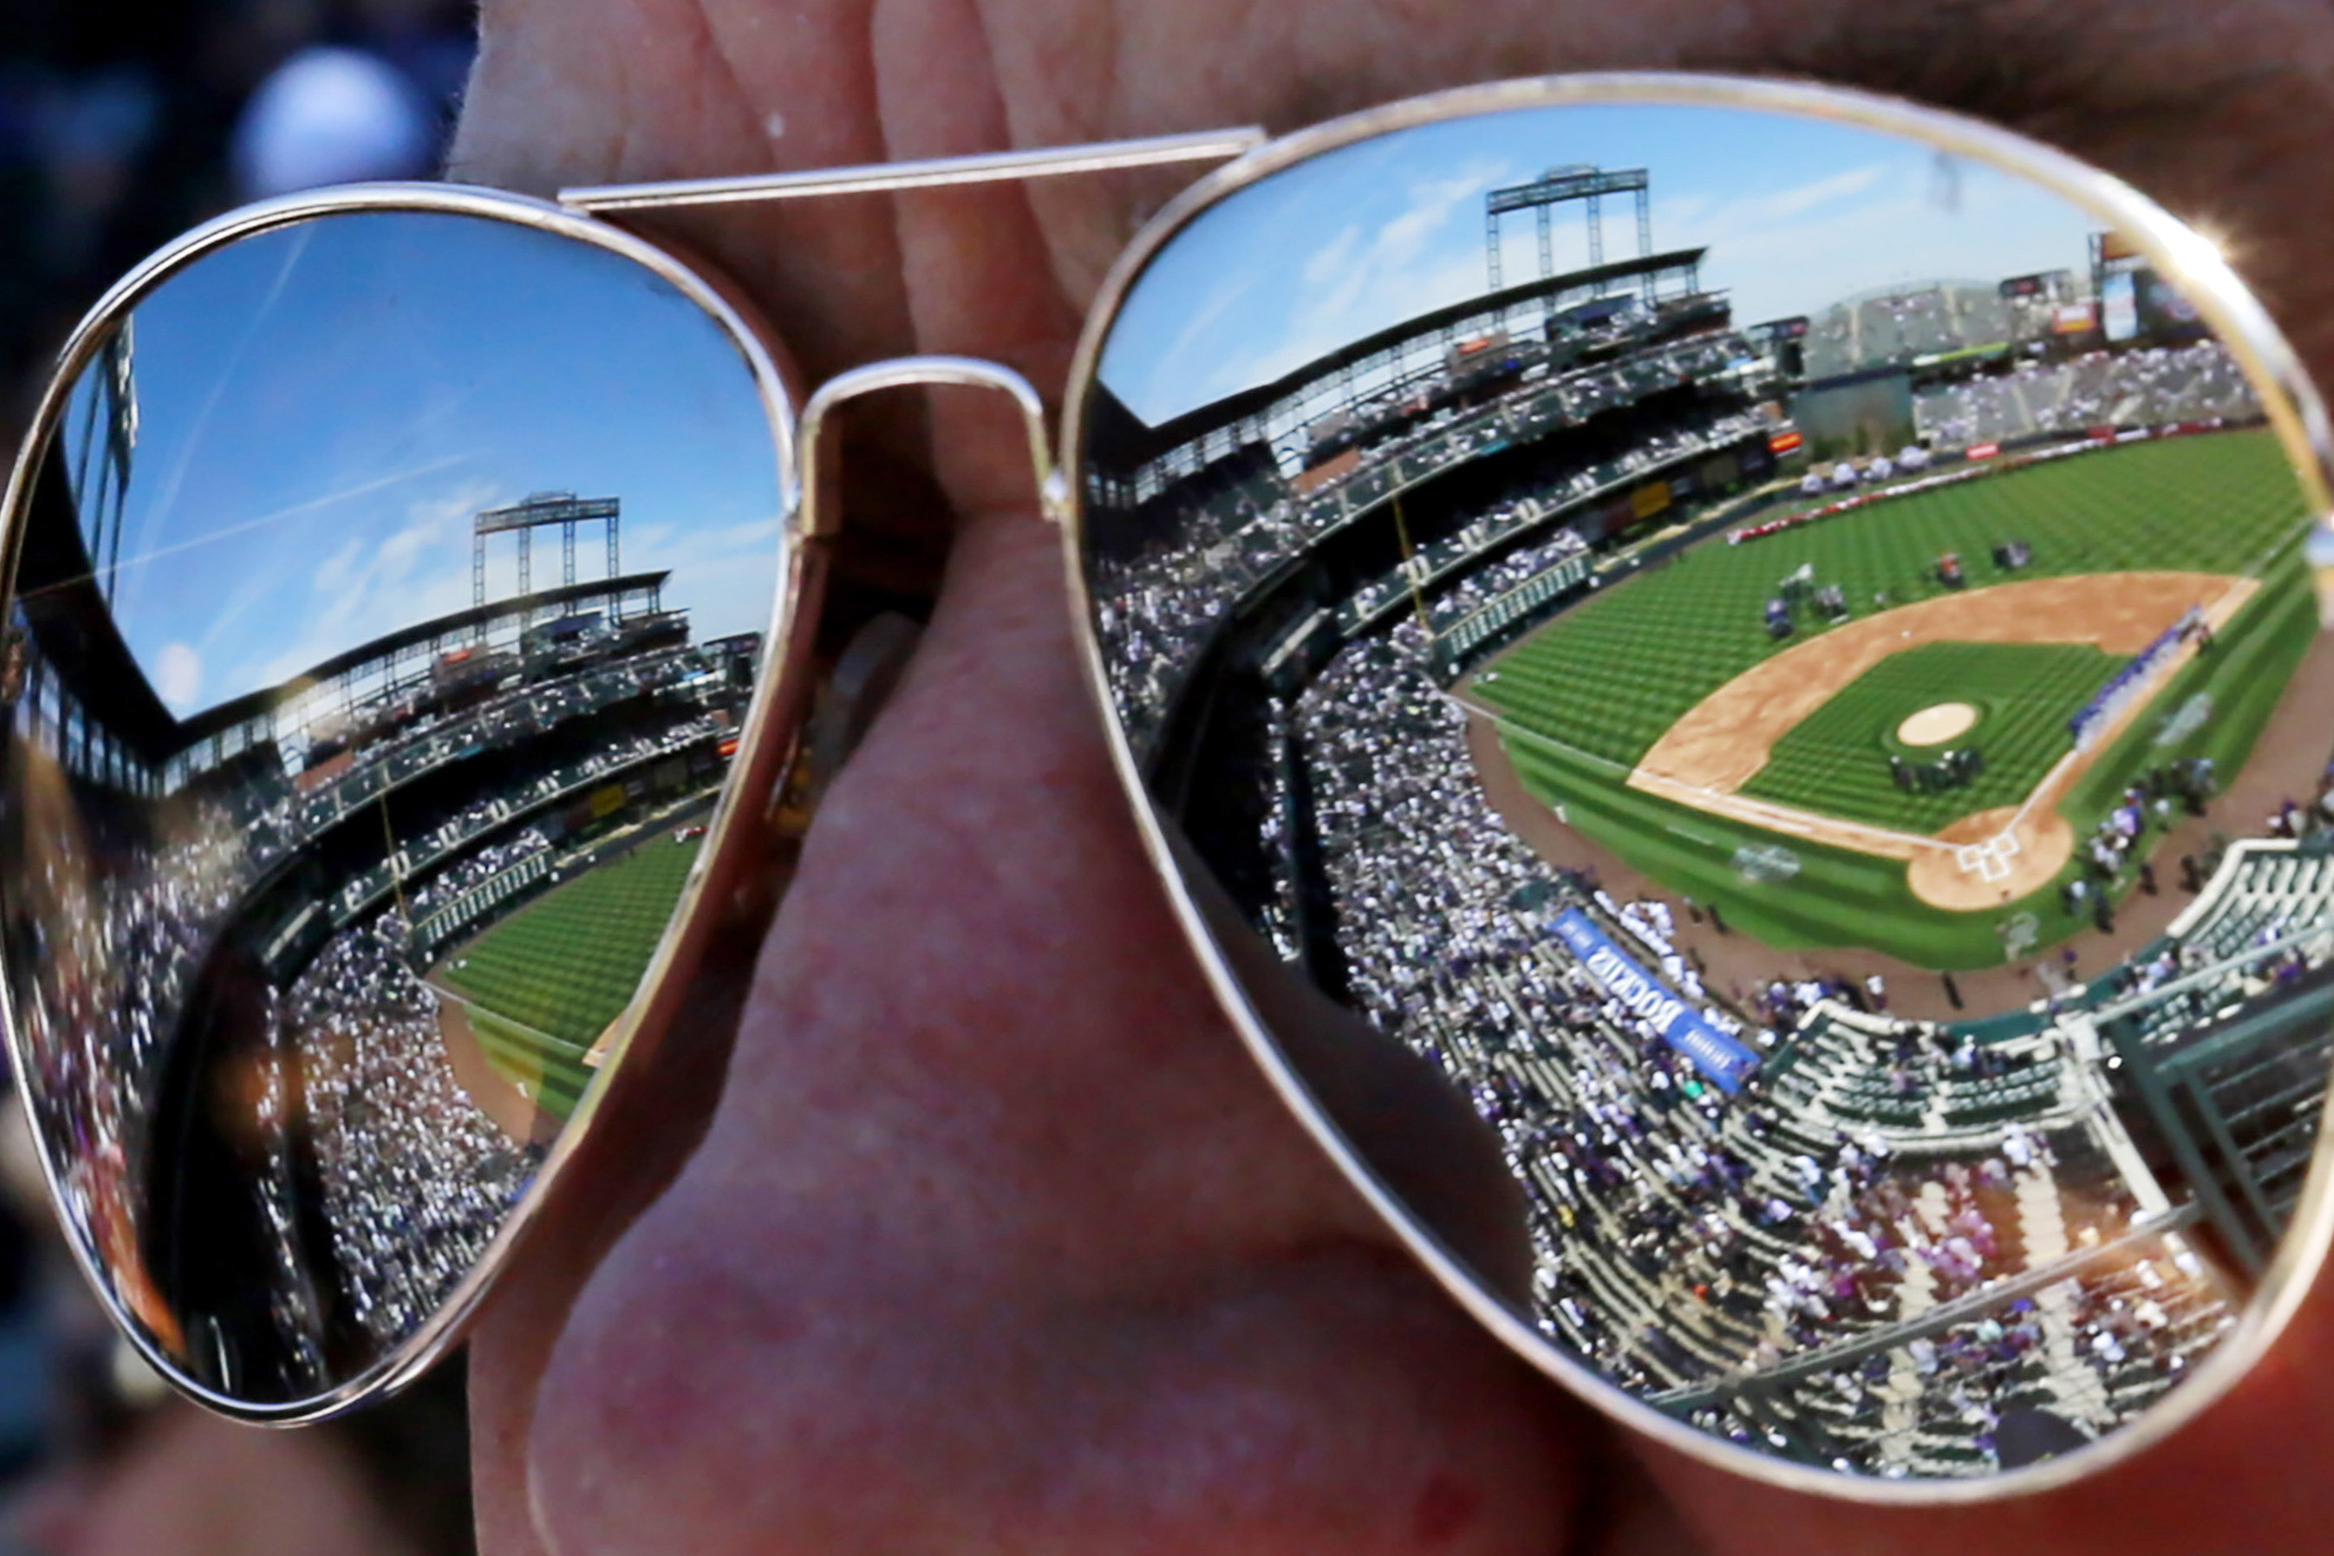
[
  {"left": 1473, "top": 431, "right": 2317, "bottom": 969},
  {"left": 1740, "top": 640, "right": 2126, "bottom": 833},
  {"left": 440, "top": 836, "right": 701, "bottom": 1119},
  {"left": 1476, "top": 431, "right": 2303, "bottom": 771}
]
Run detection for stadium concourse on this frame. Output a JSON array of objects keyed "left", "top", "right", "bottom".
[
  {"left": 0, "top": 533, "right": 758, "bottom": 1396},
  {"left": 1082, "top": 210, "right": 2334, "bottom": 1471}
]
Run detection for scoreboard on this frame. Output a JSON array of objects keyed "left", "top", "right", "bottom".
[{"left": 1998, "top": 270, "right": 2068, "bottom": 300}]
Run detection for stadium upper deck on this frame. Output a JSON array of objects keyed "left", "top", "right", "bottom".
[{"left": 1086, "top": 247, "right": 1742, "bottom": 510}]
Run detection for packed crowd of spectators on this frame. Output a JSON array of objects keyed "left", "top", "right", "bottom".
[
  {"left": 1262, "top": 295, "right": 1736, "bottom": 480},
  {"left": 403, "top": 824, "right": 554, "bottom": 923},
  {"left": 325, "top": 706, "right": 725, "bottom": 931},
  {"left": 1268, "top": 625, "right": 2232, "bottom": 1473},
  {"left": 1089, "top": 327, "right": 1762, "bottom": 758},
  {"left": 1301, "top": 333, "right": 1755, "bottom": 525},
  {"left": 283, "top": 913, "right": 535, "bottom": 1348},
  {"left": 1687, "top": 1230, "right": 2227, "bottom": 1476},
  {"left": 10, "top": 793, "right": 259, "bottom": 1306},
  {"left": 1338, "top": 406, "right": 1763, "bottom": 632},
  {"left": 1913, "top": 342, "right": 2259, "bottom": 448},
  {"left": 1417, "top": 527, "right": 1593, "bottom": 636},
  {"left": 248, "top": 977, "right": 331, "bottom": 1385},
  {"left": 1, "top": 592, "right": 732, "bottom": 1404},
  {"left": 278, "top": 641, "right": 702, "bottom": 839}
]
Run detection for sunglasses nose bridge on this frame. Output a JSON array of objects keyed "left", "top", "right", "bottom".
[{"left": 796, "top": 357, "right": 1069, "bottom": 540}]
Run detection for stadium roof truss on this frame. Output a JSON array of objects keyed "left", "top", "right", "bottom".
[{"left": 1483, "top": 165, "right": 1652, "bottom": 291}]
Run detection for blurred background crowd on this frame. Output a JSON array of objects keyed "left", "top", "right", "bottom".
[
  {"left": 1, "top": 0, "right": 472, "bottom": 440},
  {"left": 0, "top": 5, "right": 478, "bottom": 1551}
]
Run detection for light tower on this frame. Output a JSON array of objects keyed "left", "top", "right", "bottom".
[
  {"left": 1484, "top": 165, "right": 1653, "bottom": 291},
  {"left": 472, "top": 492, "right": 622, "bottom": 622}
]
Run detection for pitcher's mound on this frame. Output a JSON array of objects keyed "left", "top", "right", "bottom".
[{"left": 1898, "top": 701, "right": 1978, "bottom": 746}]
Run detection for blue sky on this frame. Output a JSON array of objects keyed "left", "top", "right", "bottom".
[
  {"left": 1099, "top": 102, "right": 2106, "bottom": 426},
  {"left": 57, "top": 210, "right": 785, "bottom": 718}
]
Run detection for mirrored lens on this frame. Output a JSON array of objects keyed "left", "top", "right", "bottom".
[
  {"left": 0, "top": 207, "right": 785, "bottom": 1408},
  {"left": 1080, "top": 98, "right": 2333, "bottom": 1480}
]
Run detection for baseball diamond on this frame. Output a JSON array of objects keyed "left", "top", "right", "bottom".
[{"left": 1470, "top": 430, "right": 2317, "bottom": 969}]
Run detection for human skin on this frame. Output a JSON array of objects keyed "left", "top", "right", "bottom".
[
  {"left": 448, "top": 1, "right": 2334, "bottom": 1552},
  {"left": 10, "top": 1404, "right": 419, "bottom": 1556}
]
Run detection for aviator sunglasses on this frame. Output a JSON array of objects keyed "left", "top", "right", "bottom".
[{"left": 4, "top": 71, "right": 2333, "bottom": 1501}]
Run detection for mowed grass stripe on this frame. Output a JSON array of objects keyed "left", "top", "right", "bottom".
[
  {"left": 1739, "top": 641, "right": 2125, "bottom": 833},
  {"left": 1496, "top": 720, "right": 2019, "bottom": 962},
  {"left": 1474, "top": 432, "right": 2319, "bottom": 969},
  {"left": 1476, "top": 431, "right": 2306, "bottom": 770},
  {"left": 442, "top": 838, "right": 702, "bottom": 1112},
  {"left": 466, "top": 1007, "right": 591, "bottom": 1118}
]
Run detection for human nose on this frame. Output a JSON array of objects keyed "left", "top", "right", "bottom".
[{"left": 473, "top": 501, "right": 1585, "bottom": 1554}]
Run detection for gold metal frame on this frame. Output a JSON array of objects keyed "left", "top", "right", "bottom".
[
  {"left": 5, "top": 69, "right": 2331, "bottom": 1499},
  {"left": 558, "top": 128, "right": 1266, "bottom": 214},
  {"left": 1054, "top": 72, "right": 2334, "bottom": 1502}
]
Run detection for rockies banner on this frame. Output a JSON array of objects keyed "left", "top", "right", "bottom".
[{"left": 1552, "top": 908, "right": 1761, "bottom": 1093}]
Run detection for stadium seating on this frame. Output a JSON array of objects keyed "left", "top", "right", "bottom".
[
  {"left": 1914, "top": 343, "right": 2258, "bottom": 449},
  {"left": 1070, "top": 312, "right": 2291, "bottom": 1476},
  {"left": 1089, "top": 330, "right": 1760, "bottom": 760},
  {"left": 1277, "top": 631, "right": 2231, "bottom": 1471},
  {"left": 2, "top": 610, "right": 751, "bottom": 1376}
]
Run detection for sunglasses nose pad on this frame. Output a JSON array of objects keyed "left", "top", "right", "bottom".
[
  {"left": 1071, "top": 88, "right": 2334, "bottom": 1486},
  {"left": 0, "top": 196, "right": 806, "bottom": 1417}
]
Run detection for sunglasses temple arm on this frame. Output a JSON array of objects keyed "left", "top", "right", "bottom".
[
  {"left": 559, "top": 129, "right": 1267, "bottom": 214},
  {"left": 797, "top": 357, "right": 1068, "bottom": 540}
]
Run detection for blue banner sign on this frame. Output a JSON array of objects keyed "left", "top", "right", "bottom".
[{"left": 1552, "top": 908, "right": 1761, "bottom": 1094}]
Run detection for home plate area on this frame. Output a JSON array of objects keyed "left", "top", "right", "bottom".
[{"left": 1956, "top": 829, "right": 2023, "bottom": 883}]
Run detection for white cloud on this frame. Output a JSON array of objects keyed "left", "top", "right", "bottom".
[
  {"left": 209, "top": 475, "right": 507, "bottom": 701},
  {"left": 1762, "top": 163, "right": 1887, "bottom": 222},
  {"left": 652, "top": 512, "right": 787, "bottom": 643},
  {"left": 1172, "top": 157, "right": 1518, "bottom": 412},
  {"left": 156, "top": 643, "right": 202, "bottom": 710}
]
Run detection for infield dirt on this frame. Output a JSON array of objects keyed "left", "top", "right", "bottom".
[
  {"left": 1465, "top": 616, "right": 2334, "bottom": 1018},
  {"left": 1625, "top": 570, "right": 2255, "bottom": 907}
]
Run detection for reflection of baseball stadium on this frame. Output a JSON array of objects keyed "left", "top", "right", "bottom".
[
  {"left": 1086, "top": 170, "right": 2332, "bottom": 1475},
  {"left": 0, "top": 441, "right": 756, "bottom": 1401}
]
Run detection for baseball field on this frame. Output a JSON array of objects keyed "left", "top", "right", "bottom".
[
  {"left": 438, "top": 835, "right": 701, "bottom": 1119},
  {"left": 1470, "top": 430, "right": 2318, "bottom": 969}
]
